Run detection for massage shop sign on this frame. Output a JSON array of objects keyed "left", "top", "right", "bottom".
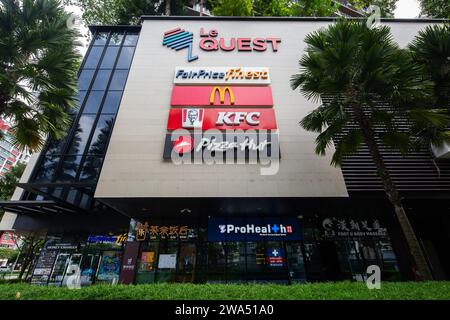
[
  {"left": 321, "top": 217, "right": 388, "bottom": 238},
  {"left": 135, "top": 222, "right": 194, "bottom": 241}
]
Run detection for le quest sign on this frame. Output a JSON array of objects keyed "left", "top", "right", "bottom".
[{"left": 198, "top": 28, "right": 281, "bottom": 52}]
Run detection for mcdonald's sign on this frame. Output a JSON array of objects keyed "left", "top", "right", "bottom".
[
  {"left": 210, "top": 87, "right": 235, "bottom": 105},
  {"left": 171, "top": 86, "right": 273, "bottom": 107}
]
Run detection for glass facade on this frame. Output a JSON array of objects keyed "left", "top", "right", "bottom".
[{"left": 23, "top": 29, "right": 139, "bottom": 210}]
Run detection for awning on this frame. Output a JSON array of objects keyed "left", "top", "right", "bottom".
[{"left": 0, "top": 200, "right": 79, "bottom": 215}]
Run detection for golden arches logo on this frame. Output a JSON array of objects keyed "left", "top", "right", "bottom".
[{"left": 210, "top": 86, "right": 235, "bottom": 105}]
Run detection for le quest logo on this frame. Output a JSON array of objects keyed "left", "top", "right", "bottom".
[{"left": 163, "top": 27, "right": 281, "bottom": 62}]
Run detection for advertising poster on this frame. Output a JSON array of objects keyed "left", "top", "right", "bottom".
[{"left": 97, "top": 251, "right": 121, "bottom": 282}]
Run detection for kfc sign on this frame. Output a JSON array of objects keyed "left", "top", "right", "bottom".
[
  {"left": 167, "top": 108, "right": 277, "bottom": 130},
  {"left": 171, "top": 86, "right": 273, "bottom": 107}
]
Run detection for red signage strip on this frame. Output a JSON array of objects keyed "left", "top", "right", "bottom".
[
  {"left": 171, "top": 86, "right": 273, "bottom": 107},
  {"left": 167, "top": 108, "right": 277, "bottom": 131}
]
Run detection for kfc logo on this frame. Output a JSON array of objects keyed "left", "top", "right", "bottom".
[
  {"left": 216, "top": 111, "right": 260, "bottom": 126},
  {"left": 182, "top": 108, "right": 204, "bottom": 128}
]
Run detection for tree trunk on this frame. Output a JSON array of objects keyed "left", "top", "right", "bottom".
[
  {"left": 352, "top": 102, "right": 434, "bottom": 281},
  {"left": 165, "top": 0, "right": 171, "bottom": 16}
]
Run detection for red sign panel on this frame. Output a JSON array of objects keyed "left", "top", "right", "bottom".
[
  {"left": 167, "top": 108, "right": 277, "bottom": 130},
  {"left": 171, "top": 86, "right": 273, "bottom": 107}
]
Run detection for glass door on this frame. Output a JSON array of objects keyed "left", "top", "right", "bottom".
[
  {"left": 48, "top": 253, "right": 70, "bottom": 285},
  {"left": 177, "top": 243, "right": 196, "bottom": 282},
  {"left": 285, "top": 242, "right": 307, "bottom": 283}
]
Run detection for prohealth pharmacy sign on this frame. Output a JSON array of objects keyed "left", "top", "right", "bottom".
[{"left": 208, "top": 217, "right": 302, "bottom": 241}]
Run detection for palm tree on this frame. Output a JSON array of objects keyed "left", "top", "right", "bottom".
[
  {"left": 0, "top": 0, "right": 80, "bottom": 152},
  {"left": 291, "top": 19, "right": 449, "bottom": 280},
  {"left": 409, "top": 24, "right": 449, "bottom": 110}
]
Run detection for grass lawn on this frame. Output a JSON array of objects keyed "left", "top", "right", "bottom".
[{"left": 0, "top": 281, "right": 449, "bottom": 300}]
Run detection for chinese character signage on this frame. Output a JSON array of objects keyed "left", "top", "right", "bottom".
[
  {"left": 208, "top": 217, "right": 302, "bottom": 242},
  {"left": 135, "top": 222, "right": 192, "bottom": 241},
  {"left": 321, "top": 218, "right": 388, "bottom": 238}
]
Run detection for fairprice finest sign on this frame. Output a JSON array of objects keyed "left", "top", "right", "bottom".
[{"left": 174, "top": 67, "right": 271, "bottom": 85}]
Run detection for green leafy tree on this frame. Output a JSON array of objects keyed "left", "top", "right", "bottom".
[
  {"left": 210, "top": 0, "right": 253, "bottom": 16},
  {"left": 291, "top": 19, "right": 449, "bottom": 280},
  {"left": 64, "top": 0, "right": 191, "bottom": 25},
  {"left": 418, "top": 0, "right": 450, "bottom": 18},
  {"left": 0, "top": 163, "right": 25, "bottom": 201},
  {"left": 0, "top": 0, "right": 80, "bottom": 152},
  {"left": 350, "top": 0, "right": 398, "bottom": 18},
  {"left": 0, "top": 247, "right": 18, "bottom": 261}
]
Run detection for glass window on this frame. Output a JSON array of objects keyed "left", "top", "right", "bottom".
[
  {"left": 82, "top": 91, "right": 105, "bottom": 114},
  {"left": 72, "top": 91, "right": 88, "bottom": 114},
  {"left": 67, "top": 115, "right": 96, "bottom": 155},
  {"left": 100, "top": 46, "right": 119, "bottom": 69},
  {"left": 108, "top": 33, "right": 124, "bottom": 46},
  {"left": 109, "top": 70, "right": 128, "bottom": 90},
  {"left": 226, "top": 242, "right": 247, "bottom": 283},
  {"left": 57, "top": 155, "right": 82, "bottom": 181},
  {"left": 78, "top": 69, "right": 95, "bottom": 91},
  {"left": 34, "top": 156, "right": 60, "bottom": 182},
  {"left": 84, "top": 46, "right": 104, "bottom": 69},
  {"left": 45, "top": 135, "right": 68, "bottom": 155},
  {"left": 87, "top": 114, "right": 115, "bottom": 155},
  {"left": 79, "top": 156, "right": 104, "bottom": 182},
  {"left": 91, "top": 69, "right": 112, "bottom": 91},
  {"left": 116, "top": 47, "right": 135, "bottom": 69},
  {"left": 101, "top": 91, "right": 122, "bottom": 114},
  {"left": 123, "top": 34, "right": 138, "bottom": 46},
  {"left": 93, "top": 33, "right": 109, "bottom": 46}
]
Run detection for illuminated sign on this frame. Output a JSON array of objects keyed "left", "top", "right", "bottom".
[
  {"left": 135, "top": 222, "right": 194, "bottom": 241},
  {"left": 167, "top": 108, "right": 277, "bottom": 131},
  {"left": 171, "top": 86, "right": 273, "bottom": 107},
  {"left": 163, "top": 28, "right": 281, "bottom": 62},
  {"left": 208, "top": 217, "right": 301, "bottom": 241},
  {"left": 174, "top": 67, "right": 271, "bottom": 85},
  {"left": 87, "top": 234, "right": 127, "bottom": 245}
]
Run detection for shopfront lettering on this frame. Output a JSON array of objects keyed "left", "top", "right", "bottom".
[
  {"left": 136, "top": 222, "right": 191, "bottom": 241},
  {"left": 173, "top": 67, "right": 270, "bottom": 85}
]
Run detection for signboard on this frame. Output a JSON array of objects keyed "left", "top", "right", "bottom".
[
  {"left": 135, "top": 222, "right": 192, "bottom": 241},
  {"left": 163, "top": 131, "right": 279, "bottom": 160},
  {"left": 30, "top": 249, "right": 58, "bottom": 285},
  {"left": 119, "top": 242, "right": 140, "bottom": 284},
  {"left": 171, "top": 86, "right": 273, "bottom": 107},
  {"left": 158, "top": 254, "right": 177, "bottom": 269},
  {"left": 45, "top": 242, "right": 79, "bottom": 250},
  {"left": 208, "top": 217, "right": 302, "bottom": 242},
  {"left": 167, "top": 108, "right": 277, "bottom": 131},
  {"left": 266, "top": 247, "right": 285, "bottom": 267},
  {"left": 174, "top": 67, "right": 271, "bottom": 85},
  {"left": 87, "top": 234, "right": 127, "bottom": 245},
  {"left": 321, "top": 218, "right": 388, "bottom": 238}
]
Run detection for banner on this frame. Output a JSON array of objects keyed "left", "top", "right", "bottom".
[
  {"left": 173, "top": 67, "right": 271, "bottom": 85},
  {"left": 167, "top": 108, "right": 277, "bottom": 130},
  {"left": 208, "top": 217, "right": 302, "bottom": 241},
  {"left": 171, "top": 86, "right": 273, "bottom": 107}
]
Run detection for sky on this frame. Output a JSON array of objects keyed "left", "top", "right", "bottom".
[{"left": 65, "top": 0, "right": 422, "bottom": 55}]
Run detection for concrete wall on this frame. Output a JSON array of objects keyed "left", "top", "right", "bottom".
[{"left": 95, "top": 19, "right": 435, "bottom": 199}]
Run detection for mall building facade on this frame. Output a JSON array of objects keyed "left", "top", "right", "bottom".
[{"left": 0, "top": 17, "right": 449, "bottom": 285}]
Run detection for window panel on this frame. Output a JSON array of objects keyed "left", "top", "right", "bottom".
[
  {"left": 67, "top": 115, "right": 96, "bottom": 155},
  {"left": 78, "top": 69, "right": 95, "bottom": 91},
  {"left": 79, "top": 156, "right": 104, "bottom": 182},
  {"left": 124, "top": 34, "right": 138, "bottom": 46},
  {"left": 109, "top": 70, "right": 129, "bottom": 90},
  {"left": 34, "top": 156, "right": 60, "bottom": 182},
  {"left": 82, "top": 90, "right": 105, "bottom": 114},
  {"left": 108, "top": 33, "right": 124, "bottom": 46},
  {"left": 87, "top": 114, "right": 115, "bottom": 155},
  {"left": 116, "top": 47, "right": 135, "bottom": 69},
  {"left": 91, "top": 69, "right": 112, "bottom": 90},
  {"left": 93, "top": 33, "right": 109, "bottom": 46},
  {"left": 56, "top": 155, "right": 82, "bottom": 182},
  {"left": 101, "top": 91, "right": 122, "bottom": 114},
  {"left": 84, "top": 46, "right": 104, "bottom": 69},
  {"left": 100, "top": 46, "right": 119, "bottom": 69}
]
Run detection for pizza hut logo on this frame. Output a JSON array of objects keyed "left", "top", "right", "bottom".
[{"left": 172, "top": 135, "right": 194, "bottom": 154}]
